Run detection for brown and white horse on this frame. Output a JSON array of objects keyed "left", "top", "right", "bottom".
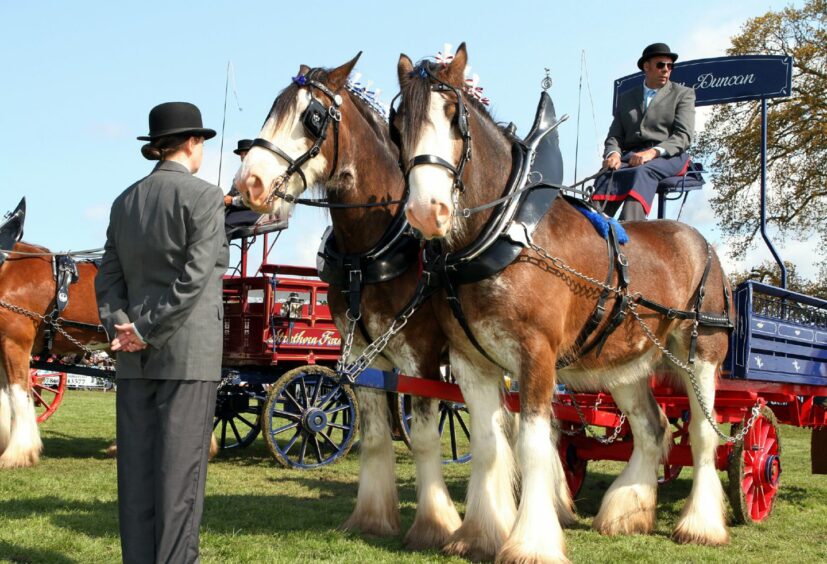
[
  {"left": 234, "top": 55, "right": 546, "bottom": 556},
  {"left": 0, "top": 242, "right": 107, "bottom": 468},
  {"left": 395, "top": 44, "right": 732, "bottom": 561}
]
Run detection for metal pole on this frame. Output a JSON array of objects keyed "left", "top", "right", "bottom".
[
  {"left": 573, "top": 51, "right": 584, "bottom": 185},
  {"left": 758, "top": 97, "right": 787, "bottom": 289}
]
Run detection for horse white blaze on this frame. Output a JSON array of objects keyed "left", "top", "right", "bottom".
[
  {"left": 0, "top": 383, "right": 41, "bottom": 468},
  {"left": 405, "top": 93, "right": 457, "bottom": 239},
  {"left": 500, "top": 414, "right": 566, "bottom": 561},
  {"left": 233, "top": 90, "right": 328, "bottom": 216}
]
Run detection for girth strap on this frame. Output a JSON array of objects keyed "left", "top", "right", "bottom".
[
  {"left": 559, "top": 236, "right": 616, "bottom": 368},
  {"left": 592, "top": 222, "right": 631, "bottom": 357}
]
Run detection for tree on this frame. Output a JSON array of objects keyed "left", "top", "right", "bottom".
[{"left": 695, "top": 0, "right": 826, "bottom": 271}]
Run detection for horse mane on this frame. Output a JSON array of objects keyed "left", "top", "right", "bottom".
[
  {"left": 267, "top": 68, "right": 396, "bottom": 158},
  {"left": 343, "top": 87, "right": 397, "bottom": 156},
  {"left": 401, "top": 60, "right": 515, "bottom": 151}
]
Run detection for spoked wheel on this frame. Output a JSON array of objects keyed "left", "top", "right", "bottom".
[
  {"left": 396, "top": 393, "right": 472, "bottom": 464},
  {"left": 558, "top": 434, "right": 588, "bottom": 498},
  {"left": 213, "top": 384, "right": 264, "bottom": 450},
  {"left": 262, "top": 365, "right": 359, "bottom": 468},
  {"left": 29, "top": 369, "right": 67, "bottom": 423},
  {"left": 659, "top": 415, "right": 688, "bottom": 485},
  {"left": 727, "top": 406, "right": 782, "bottom": 523}
]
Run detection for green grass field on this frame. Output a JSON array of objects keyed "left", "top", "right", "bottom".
[{"left": 1, "top": 390, "right": 825, "bottom": 563}]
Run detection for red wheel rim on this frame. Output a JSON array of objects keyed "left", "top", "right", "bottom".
[
  {"left": 29, "top": 369, "right": 67, "bottom": 423},
  {"left": 559, "top": 437, "right": 587, "bottom": 497},
  {"left": 659, "top": 417, "right": 688, "bottom": 485},
  {"left": 741, "top": 414, "right": 781, "bottom": 522}
]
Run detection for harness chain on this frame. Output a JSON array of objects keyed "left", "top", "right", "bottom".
[
  {"left": 527, "top": 241, "right": 760, "bottom": 443},
  {"left": 335, "top": 281, "right": 430, "bottom": 384},
  {"left": 555, "top": 394, "right": 628, "bottom": 444},
  {"left": 0, "top": 299, "right": 97, "bottom": 355}
]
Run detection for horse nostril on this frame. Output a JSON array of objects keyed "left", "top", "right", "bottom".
[
  {"left": 245, "top": 174, "right": 263, "bottom": 200},
  {"left": 435, "top": 202, "right": 451, "bottom": 227}
]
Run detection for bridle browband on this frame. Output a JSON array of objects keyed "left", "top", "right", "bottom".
[
  {"left": 391, "top": 63, "right": 473, "bottom": 197},
  {"left": 250, "top": 70, "right": 405, "bottom": 211}
]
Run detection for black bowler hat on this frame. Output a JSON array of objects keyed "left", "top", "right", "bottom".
[
  {"left": 637, "top": 43, "right": 679, "bottom": 70},
  {"left": 137, "top": 101, "right": 216, "bottom": 141},
  {"left": 233, "top": 139, "right": 253, "bottom": 155}
]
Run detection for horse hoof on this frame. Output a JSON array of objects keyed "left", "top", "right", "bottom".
[
  {"left": 442, "top": 522, "right": 504, "bottom": 562},
  {"left": 404, "top": 513, "right": 460, "bottom": 551},
  {"left": 592, "top": 485, "right": 656, "bottom": 536},
  {"left": 105, "top": 442, "right": 118, "bottom": 458},
  {"left": 340, "top": 510, "right": 401, "bottom": 537},
  {"left": 592, "top": 508, "right": 655, "bottom": 536},
  {"left": 672, "top": 518, "right": 729, "bottom": 546},
  {"left": 0, "top": 449, "right": 39, "bottom": 469},
  {"left": 495, "top": 540, "right": 569, "bottom": 564}
]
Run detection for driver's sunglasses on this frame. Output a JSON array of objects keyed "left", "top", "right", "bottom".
[{"left": 655, "top": 61, "right": 674, "bottom": 70}]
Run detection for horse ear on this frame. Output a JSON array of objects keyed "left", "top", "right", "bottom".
[
  {"left": 327, "top": 52, "right": 362, "bottom": 91},
  {"left": 297, "top": 64, "right": 311, "bottom": 76},
  {"left": 397, "top": 54, "right": 414, "bottom": 86},
  {"left": 444, "top": 42, "right": 468, "bottom": 87}
]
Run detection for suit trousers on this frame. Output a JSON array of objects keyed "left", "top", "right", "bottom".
[
  {"left": 116, "top": 379, "right": 217, "bottom": 564},
  {"left": 592, "top": 152, "right": 690, "bottom": 217}
]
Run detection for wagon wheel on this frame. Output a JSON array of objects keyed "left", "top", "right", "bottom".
[
  {"left": 395, "top": 393, "right": 472, "bottom": 464},
  {"left": 727, "top": 405, "right": 782, "bottom": 524},
  {"left": 29, "top": 369, "right": 67, "bottom": 424},
  {"left": 262, "top": 365, "right": 359, "bottom": 468},
  {"left": 557, "top": 433, "right": 587, "bottom": 498},
  {"left": 213, "top": 384, "right": 264, "bottom": 450},
  {"left": 659, "top": 415, "right": 689, "bottom": 485}
]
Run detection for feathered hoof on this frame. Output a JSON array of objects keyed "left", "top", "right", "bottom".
[
  {"left": 495, "top": 540, "right": 569, "bottom": 564},
  {"left": 442, "top": 521, "right": 505, "bottom": 562},
  {"left": 592, "top": 486, "right": 656, "bottom": 536},
  {"left": 340, "top": 508, "right": 401, "bottom": 537},
  {"left": 672, "top": 517, "right": 729, "bottom": 546},
  {"left": 404, "top": 512, "right": 461, "bottom": 551},
  {"left": 0, "top": 448, "right": 40, "bottom": 469},
  {"left": 592, "top": 505, "right": 656, "bottom": 536}
]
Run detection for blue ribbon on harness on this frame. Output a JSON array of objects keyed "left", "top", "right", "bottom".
[{"left": 571, "top": 200, "right": 629, "bottom": 244}]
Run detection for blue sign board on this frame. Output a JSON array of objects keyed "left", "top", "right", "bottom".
[{"left": 613, "top": 55, "right": 792, "bottom": 111}]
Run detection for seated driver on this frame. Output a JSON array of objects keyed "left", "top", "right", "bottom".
[
  {"left": 591, "top": 43, "right": 696, "bottom": 221},
  {"left": 224, "top": 139, "right": 261, "bottom": 234}
]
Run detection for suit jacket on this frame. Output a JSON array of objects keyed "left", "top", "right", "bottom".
[
  {"left": 604, "top": 81, "right": 696, "bottom": 158},
  {"left": 95, "top": 160, "right": 229, "bottom": 381}
]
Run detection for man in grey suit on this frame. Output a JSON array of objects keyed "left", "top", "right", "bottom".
[
  {"left": 592, "top": 43, "right": 696, "bottom": 220},
  {"left": 96, "top": 101, "right": 229, "bottom": 564}
]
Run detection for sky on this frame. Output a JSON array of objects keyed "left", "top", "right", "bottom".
[{"left": 0, "top": 0, "right": 816, "bottom": 279}]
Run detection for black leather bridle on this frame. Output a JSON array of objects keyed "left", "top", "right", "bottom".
[
  {"left": 390, "top": 63, "right": 473, "bottom": 195},
  {"left": 251, "top": 71, "right": 343, "bottom": 206}
]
